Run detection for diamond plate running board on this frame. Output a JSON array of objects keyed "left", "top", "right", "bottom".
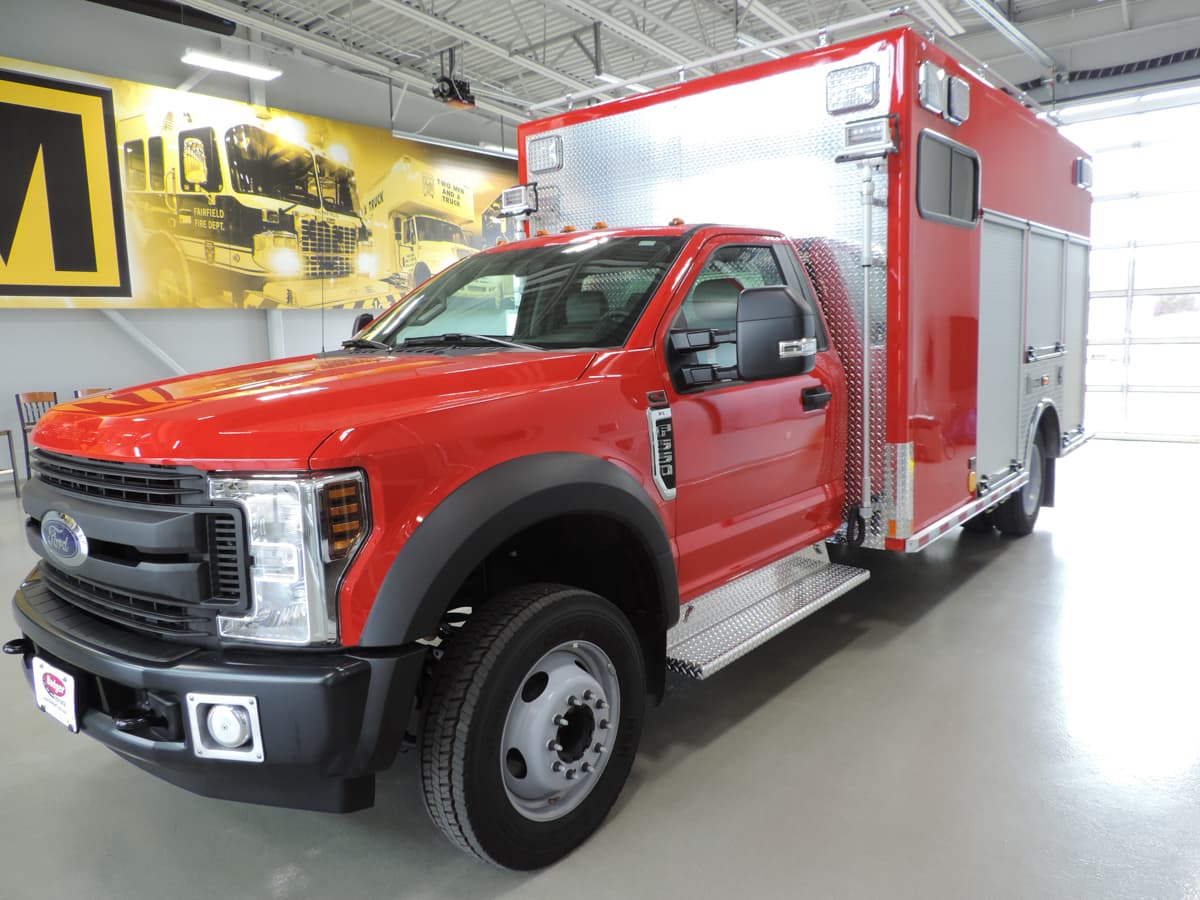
[{"left": 666, "top": 545, "right": 870, "bottom": 680}]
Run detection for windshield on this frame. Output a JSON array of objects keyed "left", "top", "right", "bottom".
[
  {"left": 415, "top": 216, "right": 466, "bottom": 244},
  {"left": 225, "top": 124, "right": 319, "bottom": 209},
  {"left": 360, "top": 234, "right": 686, "bottom": 350},
  {"left": 316, "top": 156, "right": 359, "bottom": 216}
]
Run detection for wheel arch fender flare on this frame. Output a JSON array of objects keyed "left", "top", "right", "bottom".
[
  {"left": 1026, "top": 400, "right": 1061, "bottom": 506},
  {"left": 358, "top": 452, "right": 679, "bottom": 647}
]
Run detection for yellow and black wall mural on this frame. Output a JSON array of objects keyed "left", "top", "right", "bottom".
[{"left": 0, "top": 56, "right": 517, "bottom": 310}]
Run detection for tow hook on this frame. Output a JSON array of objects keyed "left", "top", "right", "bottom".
[
  {"left": 114, "top": 707, "right": 167, "bottom": 734},
  {"left": 2, "top": 638, "right": 32, "bottom": 656}
]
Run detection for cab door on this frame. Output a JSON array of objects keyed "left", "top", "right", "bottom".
[{"left": 660, "top": 237, "right": 846, "bottom": 599}]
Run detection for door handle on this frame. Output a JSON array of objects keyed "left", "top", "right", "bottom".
[{"left": 802, "top": 385, "right": 832, "bottom": 411}]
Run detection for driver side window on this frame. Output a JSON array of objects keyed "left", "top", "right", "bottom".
[{"left": 672, "top": 245, "right": 786, "bottom": 370}]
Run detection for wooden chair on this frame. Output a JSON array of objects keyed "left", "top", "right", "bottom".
[
  {"left": 73, "top": 388, "right": 111, "bottom": 399},
  {"left": 0, "top": 428, "right": 18, "bottom": 497},
  {"left": 15, "top": 392, "right": 59, "bottom": 480}
]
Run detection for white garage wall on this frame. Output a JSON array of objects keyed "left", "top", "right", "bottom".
[{"left": 0, "top": 0, "right": 495, "bottom": 470}]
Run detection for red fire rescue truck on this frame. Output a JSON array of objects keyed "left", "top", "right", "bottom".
[{"left": 6, "top": 26, "right": 1089, "bottom": 870}]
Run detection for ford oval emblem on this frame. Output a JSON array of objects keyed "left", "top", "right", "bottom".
[
  {"left": 40, "top": 511, "right": 89, "bottom": 569},
  {"left": 42, "top": 672, "right": 67, "bottom": 698}
]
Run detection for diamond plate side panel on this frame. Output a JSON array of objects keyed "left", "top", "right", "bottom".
[
  {"left": 887, "top": 440, "right": 914, "bottom": 537},
  {"left": 528, "top": 48, "right": 890, "bottom": 240}
]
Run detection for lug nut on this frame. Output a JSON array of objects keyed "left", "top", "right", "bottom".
[
  {"left": 598, "top": 718, "right": 609, "bottom": 730},
  {"left": 547, "top": 740, "right": 563, "bottom": 752},
  {"left": 593, "top": 742, "right": 606, "bottom": 754},
  {"left": 568, "top": 695, "right": 583, "bottom": 707},
  {"left": 582, "top": 690, "right": 594, "bottom": 701},
  {"left": 552, "top": 761, "right": 563, "bottom": 773},
  {"left": 595, "top": 699, "right": 607, "bottom": 710},
  {"left": 553, "top": 715, "right": 570, "bottom": 727},
  {"left": 565, "top": 768, "right": 577, "bottom": 780},
  {"left": 581, "top": 762, "right": 593, "bottom": 774}
]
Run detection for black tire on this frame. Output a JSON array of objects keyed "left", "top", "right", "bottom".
[
  {"left": 994, "top": 436, "right": 1046, "bottom": 536},
  {"left": 419, "top": 584, "right": 646, "bottom": 869}
]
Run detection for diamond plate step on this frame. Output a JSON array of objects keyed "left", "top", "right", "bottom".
[{"left": 666, "top": 545, "right": 869, "bottom": 679}]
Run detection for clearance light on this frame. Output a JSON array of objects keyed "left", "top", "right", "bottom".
[
  {"left": 182, "top": 49, "right": 282, "bottom": 82},
  {"left": 594, "top": 221, "right": 608, "bottom": 229},
  {"left": 561, "top": 225, "right": 577, "bottom": 233},
  {"left": 668, "top": 217, "right": 685, "bottom": 226}
]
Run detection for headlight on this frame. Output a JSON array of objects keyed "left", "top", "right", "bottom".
[
  {"left": 208, "top": 472, "right": 369, "bottom": 645},
  {"left": 268, "top": 247, "right": 303, "bottom": 276},
  {"left": 253, "top": 231, "right": 303, "bottom": 277},
  {"left": 357, "top": 246, "right": 376, "bottom": 275}
]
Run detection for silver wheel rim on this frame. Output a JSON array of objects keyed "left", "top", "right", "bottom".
[
  {"left": 1022, "top": 443, "right": 1043, "bottom": 517},
  {"left": 500, "top": 640, "right": 621, "bottom": 822}
]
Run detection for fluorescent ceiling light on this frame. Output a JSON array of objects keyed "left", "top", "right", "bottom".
[
  {"left": 392, "top": 130, "right": 517, "bottom": 159},
  {"left": 182, "top": 49, "right": 282, "bottom": 81},
  {"left": 625, "top": 83, "right": 651, "bottom": 93},
  {"left": 594, "top": 72, "right": 623, "bottom": 84},
  {"left": 735, "top": 34, "right": 784, "bottom": 60}
]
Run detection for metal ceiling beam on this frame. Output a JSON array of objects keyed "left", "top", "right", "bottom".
[
  {"left": 548, "top": 0, "right": 708, "bottom": 73},
  {"left": 181, "top": 0, "right": 531, "bottom": 120},
  {"left": 735, "top": 0, "right": 800, "bottom": 38},
  {"left": 368, "top": 0, "right": 595, "bottom": 92},
  {"left": 958, "top": 0, "right": 1059, "bottom": 70},
  {"left": 599, "top": 0, "right": 721, "bottom": 57}
]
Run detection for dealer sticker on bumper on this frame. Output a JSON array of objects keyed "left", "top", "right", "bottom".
[{"left": 32, "top": 657, "right": 78, "bottom": 733}]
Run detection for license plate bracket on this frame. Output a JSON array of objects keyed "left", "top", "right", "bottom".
[{"left": 32, "top": 657, "right": 80, "bottom": 733}]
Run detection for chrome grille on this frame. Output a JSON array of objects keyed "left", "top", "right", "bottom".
[
  {"left": 32, "top": 450, "right": 206, "bottom": 506},
  {"left": 299, "top": 219, "right": 356, "bottom": 278}
]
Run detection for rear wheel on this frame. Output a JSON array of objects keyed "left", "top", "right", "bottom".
[
  {"left": 420, "top": 584, "right": 645, "bottom": 869},
  {"left": 994, "top": 436, "right": 1046, "bottom": 536}
]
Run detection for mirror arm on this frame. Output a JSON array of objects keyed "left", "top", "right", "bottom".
[
  {"left": 681, "top": 364, "right": 738, "bottom": 387},
  {"left": 670, "top": 328, "right": 736, "bottom": 354}
]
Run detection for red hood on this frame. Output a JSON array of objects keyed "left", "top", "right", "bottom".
[{"left": 32, "top": 350, "right": 593, "bottom": 469}]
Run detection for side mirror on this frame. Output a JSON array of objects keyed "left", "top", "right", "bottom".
[
  {"left": 736, "top": 286, "right": 817, "bottom": 381},
  {"left": 352, "top": 312, "right": 375, "bottom": 335}
]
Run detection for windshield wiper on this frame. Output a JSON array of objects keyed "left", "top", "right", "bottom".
[
  {"left": 400, "top": 333, "right": 540, "bottom": 351},
  {"left": 341, "top": 337, "right": 392, "bottom": 351}
]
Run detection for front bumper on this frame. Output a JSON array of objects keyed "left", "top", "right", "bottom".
[{"left": 11, "top": 569, "right": 426, "bottom": 812}]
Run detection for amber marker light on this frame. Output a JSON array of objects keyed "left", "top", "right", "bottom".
[
  {"left": 594, "top": 221, "right": 608, "bottom": 229},
  {"left": 668, "top": 217, "right": 685, "bottom": 225},
  {"left": 561, "top": 225, "right": 577, "bottom": 233},
  {"left": 320, "top": 478, "right": 367, "bottom": 561}
]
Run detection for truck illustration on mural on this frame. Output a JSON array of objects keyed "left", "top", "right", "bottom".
[
  {"left": 118, "top": 109, "right": 393, "bottom": 309},
  {"left": 363, "top": 156, "right": 476, "bottom": 291}
]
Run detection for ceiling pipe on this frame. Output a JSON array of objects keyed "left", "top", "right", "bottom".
[{"left": 957, "top": 0, "right": 1058, "bottom": 70}]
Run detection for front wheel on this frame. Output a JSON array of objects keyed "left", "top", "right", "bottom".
[
  {"left": 419, "top": 584, "right": 645, "bottom": 869},
  {"left": 994, "top": 436, "right": 1046, "bottom": 536}
]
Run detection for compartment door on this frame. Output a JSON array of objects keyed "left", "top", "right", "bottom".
[
  {"left": 977, "top": 217, "right": 1025, "bottom": 480},
  {"left": 1062, "top": 240, "right": 1089, "bottom": 434}
]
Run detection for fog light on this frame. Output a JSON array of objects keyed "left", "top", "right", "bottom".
[
  {"left": 206, "top": 704, "right": 251, "bottom": 749},
  {"left": 186, "top": 692, "right": 264, "bottom": 762}
]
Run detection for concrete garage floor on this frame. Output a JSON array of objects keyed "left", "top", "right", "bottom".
[{"left": 1, "top": 439, "right": 1197, "bottom": 899}]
